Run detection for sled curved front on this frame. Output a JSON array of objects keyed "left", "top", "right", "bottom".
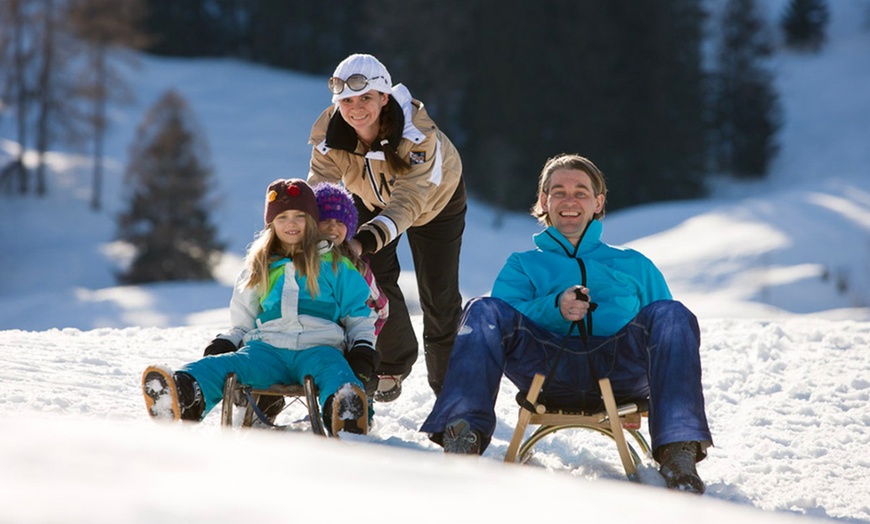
[
  {"left": 505, "top": 374, "right": 650, "bottom": 481},
  {"left": 516, "top": 422, "right": 651, "bottom": 466}
]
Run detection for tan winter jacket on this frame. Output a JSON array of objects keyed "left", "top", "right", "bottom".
[{"left": 308, "top": 84, "right": 462, "bottom": 254}]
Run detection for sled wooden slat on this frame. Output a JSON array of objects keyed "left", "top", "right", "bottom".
[
  {"left": 246, "top": 384, "right": 305, "bottom": 396},
  {"left": 504, "top": 373, "right": 650, "bottom": 481},
  {"left": 600, "top": 375, "right": 637, "bottom": 478},
  {"left": 220, "top": 373, "right": 325, "bottom": 435},
  {"left": 505, "top": 374, "right": 546, "bottom": 462}
]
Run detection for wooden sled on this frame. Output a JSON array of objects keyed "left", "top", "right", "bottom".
[
  {"left": 504, "top": 373, "right": 651, "bottom": 481},
  {"left": 220, "top": 372, "right": 326, "bottom": 436}
]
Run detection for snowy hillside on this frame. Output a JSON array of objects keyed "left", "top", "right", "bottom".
[{"left": 1, "top": 1, "right": 870, "bottom": 522}]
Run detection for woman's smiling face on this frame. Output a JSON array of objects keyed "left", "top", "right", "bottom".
[{"left": 337, "top": 91, "right": 390, "bottom": 143}]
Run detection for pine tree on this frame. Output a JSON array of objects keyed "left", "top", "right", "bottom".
[
  {"left": 117, "top": 90, "right": 224, "bottom": 284},
  {"left": 781, "top": 0, "right": 830, "bottom": 52},
  {"left": 710, "top": 0, "right": 782, "bottom": 179}
]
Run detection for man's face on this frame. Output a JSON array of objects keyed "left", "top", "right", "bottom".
[{"left": 539, "top": 168, "right": 605, "bottom": 244}]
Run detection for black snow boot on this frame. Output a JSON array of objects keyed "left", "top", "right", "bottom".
[
  {"left": 442, "top": 419, "right": 481, "bottom": 455},
  {"left": 142, "top": 366, "right": 204, "bottom": 422},
  {"left": 658, "top": 441, "right": 706, "bottom": 495}
]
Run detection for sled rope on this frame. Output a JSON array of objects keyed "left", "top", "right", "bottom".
[
  {"left": 242, "top": 387, "right": 288, "bottom": 429},
  {"left": 535, "top": 265, "right": 601, "bottom": 409}
]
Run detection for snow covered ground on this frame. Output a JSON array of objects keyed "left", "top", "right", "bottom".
[{"left": 2, "top": 1, "right": 870, "bottom": 522}]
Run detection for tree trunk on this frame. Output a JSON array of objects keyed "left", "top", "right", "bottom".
[
  {"left": 34, "top": 0, "right": 57, "bottom": 197},
  {"left": 90, "top": 46, "right": 107, "bottom": 211},
  {"left": 11, "top": 0, "right": 30, "bottom": 194}
]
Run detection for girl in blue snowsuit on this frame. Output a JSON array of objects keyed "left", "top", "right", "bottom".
[{"left": 142, "top": 178, "right": 378, "bottom": 435}]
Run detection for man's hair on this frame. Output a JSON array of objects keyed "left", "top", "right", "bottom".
[{"left": 531, "top": 153, "right": 608, "bottom": 225}]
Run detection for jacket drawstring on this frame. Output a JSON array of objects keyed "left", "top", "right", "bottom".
[{"left": 535, "top": 222, "right": 603, "bottom": 410}]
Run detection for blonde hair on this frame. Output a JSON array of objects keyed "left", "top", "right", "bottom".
[
  {"left": 243, "top": 215, "right": 324, "bottom": 297},
  {"left": 329, "top": 238, "right": 366, "bottom": 273},
  {"left": 531, "top": 153, "right": 608, "bottom": 225}
]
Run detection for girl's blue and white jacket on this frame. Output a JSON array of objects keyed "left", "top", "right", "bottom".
[{"left": 215, "top": 243, "right": 377, "bottom": 354}]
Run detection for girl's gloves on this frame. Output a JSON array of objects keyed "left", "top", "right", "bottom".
[
  {"left": 203, "top": 337, "right": 239, "bottom": 357},
  {"left": 346, "top": 345, "right": 380, "bottom": 396}
]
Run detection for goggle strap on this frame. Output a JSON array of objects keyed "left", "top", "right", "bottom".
[{"left": 328, "top": 74, "right": 386, "bottom": 95}]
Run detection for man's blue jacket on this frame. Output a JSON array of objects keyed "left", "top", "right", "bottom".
[{"left": 491, "top": 220, "right": 672, "bottom": 336}]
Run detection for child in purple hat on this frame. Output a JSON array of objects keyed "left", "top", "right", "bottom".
[{"left": 313, "top": 183, "right": 389, "bottom": 380}]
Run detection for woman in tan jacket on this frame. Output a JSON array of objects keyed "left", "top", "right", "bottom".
[{"left": 308, "top": 53, "right": 465, "bottom": 402}]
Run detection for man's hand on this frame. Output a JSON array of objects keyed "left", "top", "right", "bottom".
[{"left": 560, "top": 285, "right": 591, "bottom": 321}]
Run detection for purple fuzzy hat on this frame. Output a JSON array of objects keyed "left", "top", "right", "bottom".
[{"left": 313, "top": 183, "right": 358, "bottom": 239}]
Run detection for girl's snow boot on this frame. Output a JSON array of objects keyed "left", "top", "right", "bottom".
[
  {"left": 325, "top": 383, "right": 368, "bottom": 436},
  {"left": 142, "top": 366, "right": 204, "bottom": 422}
]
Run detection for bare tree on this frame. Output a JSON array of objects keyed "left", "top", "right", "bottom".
[
  {"left": 31, "top": 0, "right": 56, "bottom": 196},
  {"left": 67, "top": 0, "right": 149, "bottom": 210},
  {"left": 0, "top": 0, "right": 37, "bottom": 194},
  {"left": 32, "top": 0, "right": 89, "bottom": 196}
]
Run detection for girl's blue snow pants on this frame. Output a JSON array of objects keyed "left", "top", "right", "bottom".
[{"left": 181, "top": 340, "right": 361, "bottom": 416}]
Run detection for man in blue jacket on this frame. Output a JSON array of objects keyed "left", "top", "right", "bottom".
[{"left": 421, "top": 153, "right": 712, "bottom": 494}]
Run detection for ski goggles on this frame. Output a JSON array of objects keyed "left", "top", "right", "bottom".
[{"left": 328, "top": 74, "right": 388, "bottom": 95}]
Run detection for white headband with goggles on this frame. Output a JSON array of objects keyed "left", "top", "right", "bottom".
[{"left": 328, "top": 74, "right": 389, "bottom": 96}]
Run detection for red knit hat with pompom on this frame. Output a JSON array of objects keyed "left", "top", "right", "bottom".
[{"left": 264, "top": 179, "right": 319, "bottom": 226}]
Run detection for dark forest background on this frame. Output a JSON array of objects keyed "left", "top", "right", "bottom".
[
  {"left": 3, "top": 0, "right": 833, "bottom": 214},
  {"left": 140, "top": 0, "right": 793, "bottom": 213}
]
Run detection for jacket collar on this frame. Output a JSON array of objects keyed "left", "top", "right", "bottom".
[
  {"left": 324, "top": 109, "right": 361, "bottom": 153},
  {"left": 533, "top": 220, "right": 603, "bottom": 258},
  {"left": 391, "top": 84, "right": 426, "bottom": 144}
]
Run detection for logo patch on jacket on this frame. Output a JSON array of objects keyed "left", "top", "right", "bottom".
[{"left": 409, "top": 151, "right": 426, "bottom": 165}]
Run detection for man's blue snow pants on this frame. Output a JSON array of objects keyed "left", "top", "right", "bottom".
[
  {"left": 420, "top": 297, "right": 712, "bottom": 456},
  {"left": 181, "top": 341, "right": 361, "bottom": 416}
]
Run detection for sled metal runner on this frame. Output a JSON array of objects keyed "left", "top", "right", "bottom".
[
  {"left": 220, "top": 372, "right": 326, "bottom": 436},
  {"left": 505, "top": 373, "right": 651, "bottom": 481}
]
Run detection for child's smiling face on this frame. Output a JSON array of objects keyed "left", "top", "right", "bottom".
[
  {"left": 319, "top": 219, "right": 348, "bottom": 245},
  {"left": 272, "top": 210, "right": 309, "bottom": 247}
]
